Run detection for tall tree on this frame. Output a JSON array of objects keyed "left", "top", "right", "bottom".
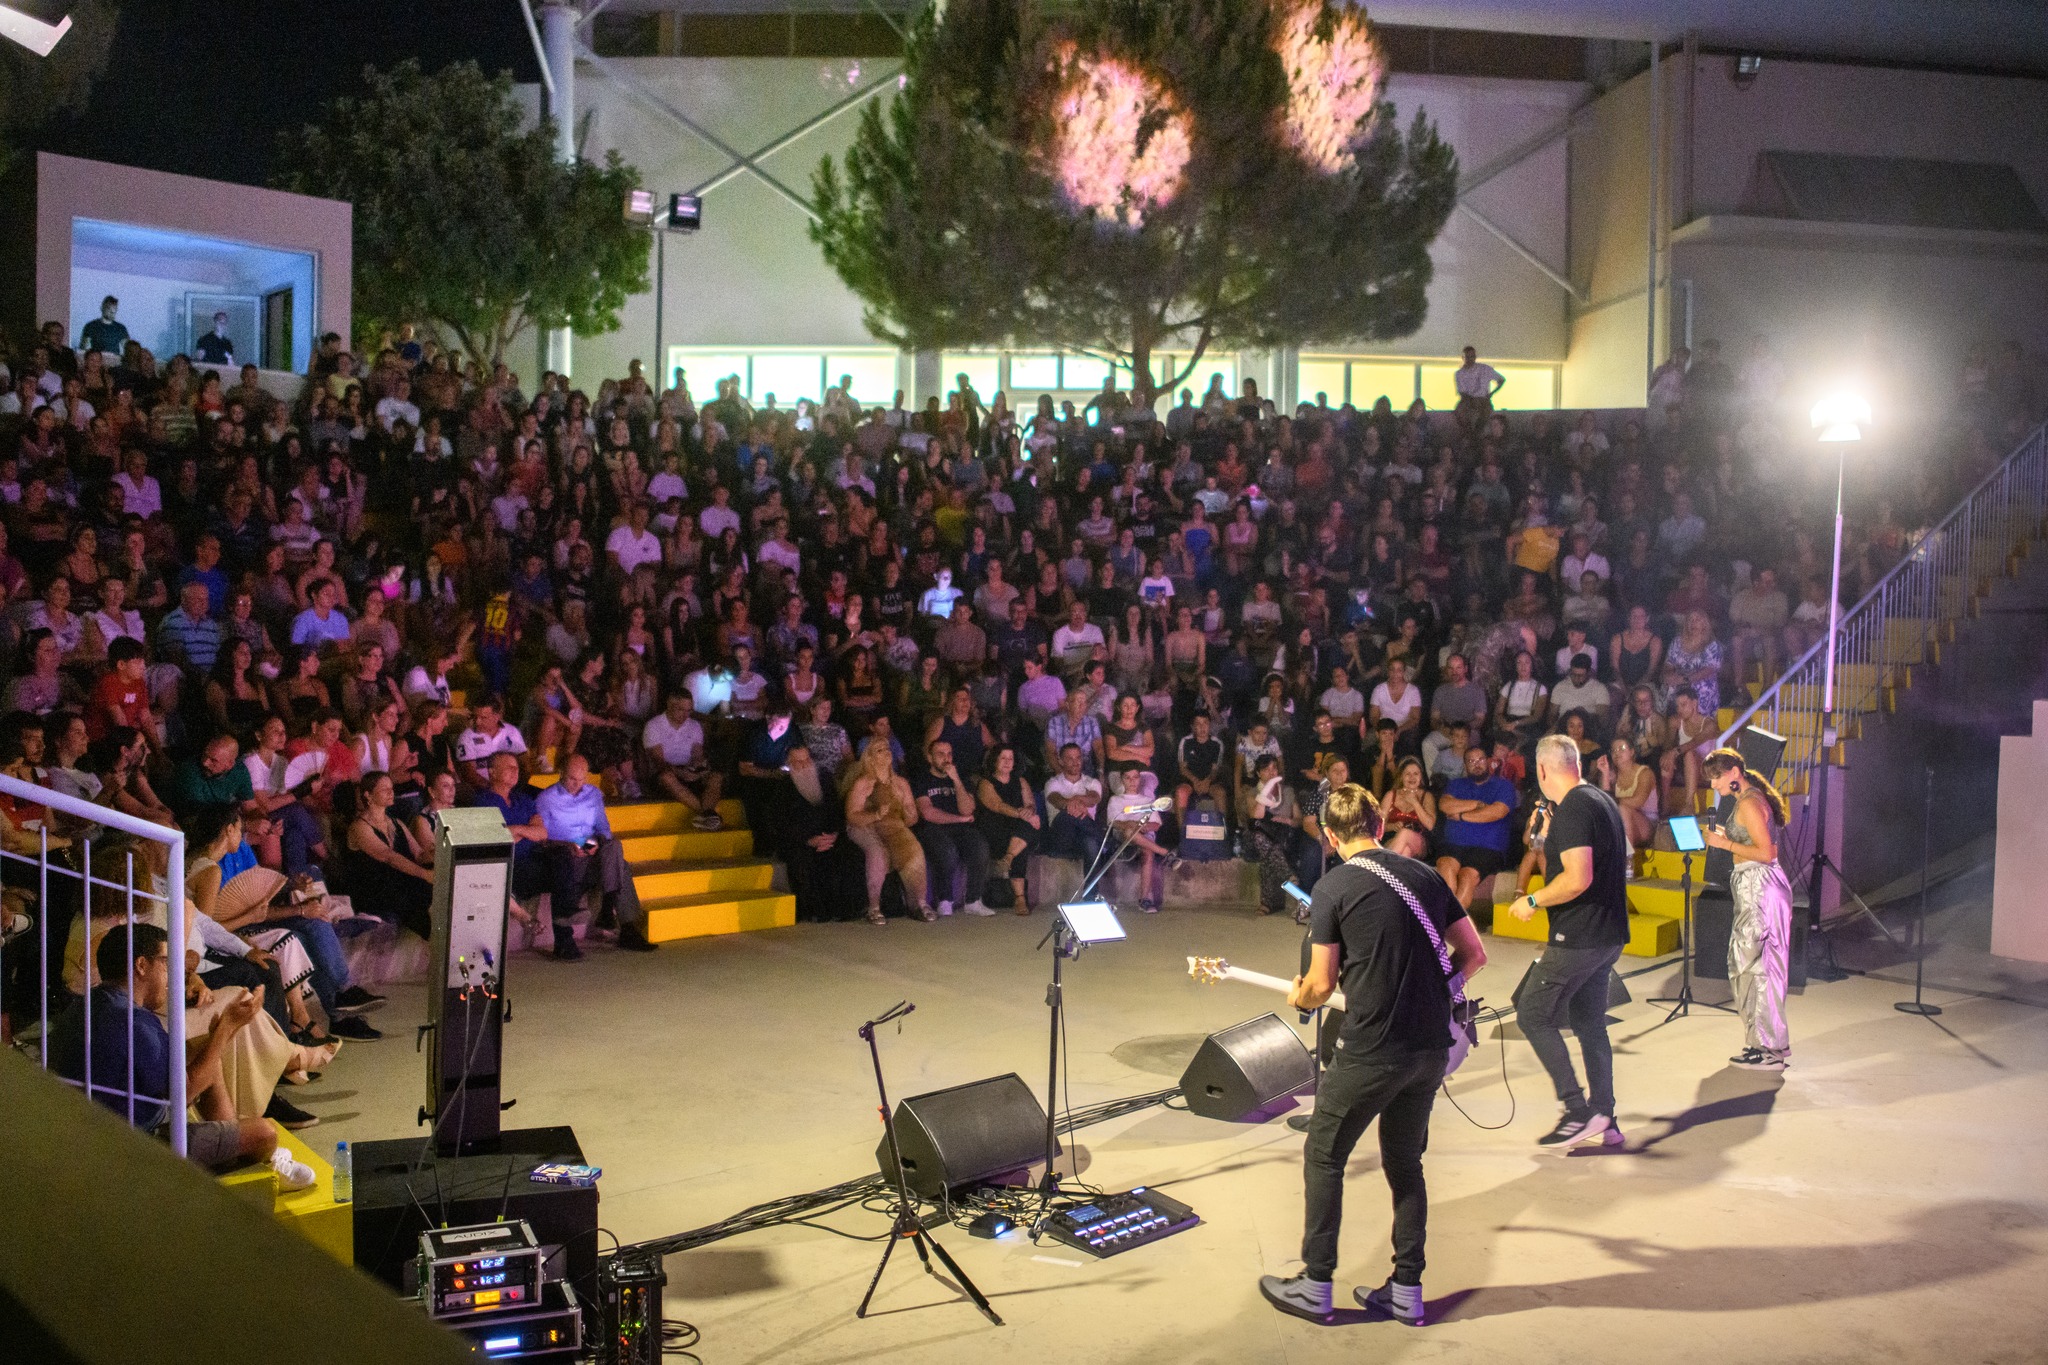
[
  {"left": 273, "top": 60, "right": 647, "bottom": 369},
  {"left": 813, "top": 0, "right": 1458, "bottom": 403}
]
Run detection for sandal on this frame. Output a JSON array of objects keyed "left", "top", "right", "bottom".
[
  {"left": 865, "top": 906, "right": 887, "bottom": 926},
  {"left": 1014, "top": 903, "right": 1032, "bottom": 916}
]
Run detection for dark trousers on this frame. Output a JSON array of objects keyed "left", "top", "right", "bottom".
[
  {"left": 1042, "top": 811, "right": 1101, "bottom": 862},
  {"left": 914, "top": 822, "right": 991, "bottom": 907},
  {"left": 1514, "top": 942, "right": 1625, "bottom": 1116},
  {"left": 537, "top": 839, "right": 645, "bottom": 948},
  {"left": 1301, "top": 1045, "right": 1445, "bottom": 1285}
]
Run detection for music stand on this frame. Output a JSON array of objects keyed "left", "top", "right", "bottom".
[
  {"left": 1647, "top": 817, "right": 1735, "bottom": 1021},
  {"left": 1035, "top": 900, "right": 1124, "bottom": 1208},
  {"left": 855, "top": 1002, "right": 1001, "bottom": 1326}
]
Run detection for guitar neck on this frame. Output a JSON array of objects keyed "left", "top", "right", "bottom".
[{"left": 1201, "top": 961, "right": 1345, "bottom": 1014}]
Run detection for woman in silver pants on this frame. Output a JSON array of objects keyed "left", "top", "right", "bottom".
[{"left": 1703, "top": 749, "right": 1793, "bottom": 1069}]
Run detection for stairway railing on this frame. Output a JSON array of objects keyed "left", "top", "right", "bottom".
[{"left": 1717, "top": 422, "right": 2048, "bottom": 865}]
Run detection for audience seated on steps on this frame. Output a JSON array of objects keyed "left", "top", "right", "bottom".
[{"left": 1, "top": 298, "right": 2036, "bottom": 1125}]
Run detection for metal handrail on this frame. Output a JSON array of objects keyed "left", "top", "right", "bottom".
[
  {"left": 0, "top": 772, "right": 188, "bottom": 1155},
  {"left": 1715, "top": 423, "right": 2048, "bottom": 862}
]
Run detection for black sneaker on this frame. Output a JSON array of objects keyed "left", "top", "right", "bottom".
[
  {"left": 264, "top": 1094, "right": 321, "bottom": 1131},
  {"left": 617, "top": 929, "right": 658, "bottom": 953},
  {"left": 334, "top": 985, "right": 386, "bottom": 1011},
  {"left": 331, "top": 1015, "right": 383, "bottom": 1041},
  {"left": 552, "top": 939, "right": 585, "bottom": 962},
  {"left": 1537, "top": 1110, "right": 1613, "bottom": 1150},
  {"left": 1730, "top": 1048, "right": 1788, "bottom": 1071}
]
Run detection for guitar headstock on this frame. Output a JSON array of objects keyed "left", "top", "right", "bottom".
[{"left": 1187, "top": 955, "right": 1232, "bottom": 985}]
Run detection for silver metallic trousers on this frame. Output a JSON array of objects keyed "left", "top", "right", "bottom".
[{"left": 1729, "top": 860, "right": 1793, "bottom": 1054}]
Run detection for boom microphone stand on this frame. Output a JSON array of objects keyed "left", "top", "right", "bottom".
[{"left": 855, "top": 1001, "right": 1001, "bottom": 1327}]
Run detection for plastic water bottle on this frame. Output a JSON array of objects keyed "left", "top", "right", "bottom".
[{"left": 333, "top": 1141, "right": 353, "bottom": 1204}]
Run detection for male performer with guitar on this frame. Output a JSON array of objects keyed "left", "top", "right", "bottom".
[{"left": 1259, "top": 784, "right": 1485, "bottom": 1327}]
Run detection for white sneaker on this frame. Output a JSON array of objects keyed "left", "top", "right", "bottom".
[
  {"left": 937, "top": 900, "right": 954, "bottom": 917},
  {"left": 962, "top": 901, "right": 995, "bottom": 917},
  {"left": 269, "top": 1147, "right": 317, "bottom": 1192}
]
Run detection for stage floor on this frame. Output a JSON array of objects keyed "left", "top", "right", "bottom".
[{"left": 315, "top": 903, "right": 2048, "bottom": 1364}]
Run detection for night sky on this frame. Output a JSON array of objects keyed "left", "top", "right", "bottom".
[{"left": 33, "top": 0, "right": 540, "bottom": 186}]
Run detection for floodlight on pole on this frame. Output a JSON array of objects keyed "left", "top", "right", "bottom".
[
  {"left": 0, "top": 4, "right": 72, "bottom": 56},
  {"left": 1806, "top": 387, "right": 1867, "bottom": 932}
]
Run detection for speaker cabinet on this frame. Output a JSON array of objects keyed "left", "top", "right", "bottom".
[
  {"left": 1735, "top": 724, "right": 1787, "bottom": 780},
  {"left": 1178, "top": 1014, "right": 1316, "bottom": 1122},
  {"left": 1693, "top": 889, "right": 1733, "bottom": 981},
  {"left": 876, "top": 1073, "right": 1052, "bottom": 1199}
]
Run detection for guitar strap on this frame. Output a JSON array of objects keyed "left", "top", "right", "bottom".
[{"left": 1345, "top": 851, "right": 1466, "bottom": 1011}]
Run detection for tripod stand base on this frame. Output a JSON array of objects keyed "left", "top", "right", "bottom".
[{"left": 1894, "top": 1000, "right": 1944, "bottom": 1017}]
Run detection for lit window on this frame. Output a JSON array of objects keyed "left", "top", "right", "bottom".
[
  {"left": 1491, "top": 364, "right": 1556, "bottom": 411},
  {"left": 826, "top": 353, "right": 897, "bottom": 406},
  {"left": 1298, "top": 358, "right": 1348, "bottom": 406},
  {"left": 666, "top": 350, "right": 749, "bottom": 400},
  {"left": 752, "top": 354, "right": 824, "bottom": 407},
  {"left": 1009, "top": 354, "right": 1061, "bottom": 392},
  {"left": 1348, "top": 362, "right": 1416, "bottom": 410},
  {"left": 942, "top": 354, "right": 1001, "bottom": 399},
  {"left": 1418, "top": 363, "right": 1461, "bottom": 411},
  {"left": 1060, "top": 353, "right": 1112, "bottom": 391}
]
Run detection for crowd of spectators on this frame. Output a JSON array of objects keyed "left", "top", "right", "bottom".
[{"left": 0, "top": 302, "right": 2038, "bottom": 1162}]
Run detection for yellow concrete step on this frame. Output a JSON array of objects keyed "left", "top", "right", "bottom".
[
  {"left": 622, "top": 828, "right": 755, "bottom": 863},
  {"left": 609, "top": 798, "right": 747, "bottom": 835},
  {"left": 217, "top": 1128, "right": 351, "bottom": 1264},
  {"left": 643, "top": 889, "right": 796, "bottom": 942},
  {"left": 625, "top": 857, "right": 774, "bottom": 897},
  {"left": 1529, "top": 870, "right": 1687, "bottom": 920},
  {"left": 1489, "top": 905, "right": 1680, "bottom": 958}
]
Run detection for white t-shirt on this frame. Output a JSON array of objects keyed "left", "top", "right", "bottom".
[
  {"left": 455, "top": 721, "right": 528, "bottom": 765},
  {"left": 403, "top": 666, "right": 452, "bottom": 704},
  {"left": 606, "top": 525, "right": 663, "bottom": 576},
  {"left": 1052, "top": 622, "right": 1105, "bottom": 664},
  {"left": 1554, "top": 643, "right": 1600, "bottom": 676},
  {"left": 647, "top": 470, "right": 688, "bottom": 504},
  {"left": 1044, "top": 773, "right": 1103, "bottom": 811},
  {"left": 1319, "top": 685, "right": 1366, "bottom": 721},
  {"left": 642, "top": 713, "right": 704, "bottom": 766},
  {"left": 115, "top": 472, "right": 163, "bottom": 519},
  {"left": 684, "top": 668, "right": 734, "bottom": 716},
  {"left": 1454, "top": 363, "right": 1502, "bottom": 399},
  {"left": 698, "top": 504, "right": 741, "bottom": 541},
  {"left": 1370, "top": 681, "right": 1421, "bottom": 726},
  {"left": 758, "top": 539, "right": 802, "bottom": 573}
]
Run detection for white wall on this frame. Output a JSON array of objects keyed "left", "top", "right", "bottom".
[{"left": 549, "top": 59, "right": 1585, "bottom": 386}]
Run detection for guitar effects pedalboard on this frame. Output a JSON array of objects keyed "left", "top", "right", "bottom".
[{"left": 1041, "top": 1187, "right": 1199, "bottom": 1258}]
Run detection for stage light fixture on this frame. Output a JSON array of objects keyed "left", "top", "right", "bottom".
[
  {"left": 666, "top": 194, "right": 702, "bottom": 232},
  {"left": 622, "top": 189, "right": 656, "bottom": 226},
  {"left": 1811, "top": 392, "right": 1871, "bottom": 444}
]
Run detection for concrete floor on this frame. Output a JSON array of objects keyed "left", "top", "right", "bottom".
[{"left": 314, "top": 902, "right": 2048, "bottom": 1365}]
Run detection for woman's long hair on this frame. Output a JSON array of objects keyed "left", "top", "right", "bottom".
[{"left": 1702, "top": 747, "right": 1789, "bottom": 824}]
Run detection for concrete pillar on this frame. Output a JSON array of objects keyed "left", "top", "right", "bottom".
[
  {"left": 541, "top": 2, "right": 577, "bottom": 381},
  {"left": 912, "top": 350, "right": 942, "bottom": 409}
]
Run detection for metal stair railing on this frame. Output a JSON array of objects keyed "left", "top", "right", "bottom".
[{"left": 1716, "top": 422, "right": 2048, "bottom": 868}]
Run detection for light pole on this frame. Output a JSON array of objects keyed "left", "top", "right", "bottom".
[
  {"left": 1806, "top": 391, "right": 1870, "bottom": 935},
  {"left": 624, "top": 191, "right": 701, "bottom": 396}
]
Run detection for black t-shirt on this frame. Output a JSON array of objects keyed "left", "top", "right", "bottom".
[
  {"left": 915, "top": 768, "right": 967, "bottom": 819},
  {"left": 1309, "top": 851, "right": 1466, "bottom": 1056},
  {"left": 1541, "top": 783, "right": 1631, "bottom": 948}
]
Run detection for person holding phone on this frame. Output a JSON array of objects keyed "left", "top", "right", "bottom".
[{"left": 534, "top": 754, "right": 654, "bottom": 958}]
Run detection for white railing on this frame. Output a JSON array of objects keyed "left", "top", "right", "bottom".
[
  {"left": 1717, "top": 422, "right": 2048, "bottom": 866},
  {"left": 0, "top": 772, "right": 188, "bottom": 1154}
]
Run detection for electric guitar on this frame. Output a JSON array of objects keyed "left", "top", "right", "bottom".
[{"left": 1187, "top": 956, "right": 1478, "bottom": 1076}]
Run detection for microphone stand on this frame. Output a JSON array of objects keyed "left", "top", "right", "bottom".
[
  {"left": 1649, "top": 848, "right": 1735, "bottom": 1020},
  {"left": 1895, "top": 765, "right": 1943, "bottom": 1019},
  {"left": 856, "top": 1000, "right": 1001, "bottom": 1326}
]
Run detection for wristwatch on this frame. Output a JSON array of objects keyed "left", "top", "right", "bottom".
[{"left": 1524, "top": 893, "right": 1540, "bottom": 912}]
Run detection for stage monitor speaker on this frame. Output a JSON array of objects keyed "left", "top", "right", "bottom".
[
  {"left": 1735, "top": 725, "right": 1787, "bottom": 780},
  {"left": 1178, "top": 1014, "right": 1315, "bottom": 1122},
  {"left": 876, "top": 1073, "right": 1051, "bottom": 1200}
]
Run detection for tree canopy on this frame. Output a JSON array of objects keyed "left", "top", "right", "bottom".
[
  {"left": 273, "top": 60, "right": 647, "bottom": 369},
  {"left": 812, "top": 0, "right": 1458, "bottom": 404}
]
